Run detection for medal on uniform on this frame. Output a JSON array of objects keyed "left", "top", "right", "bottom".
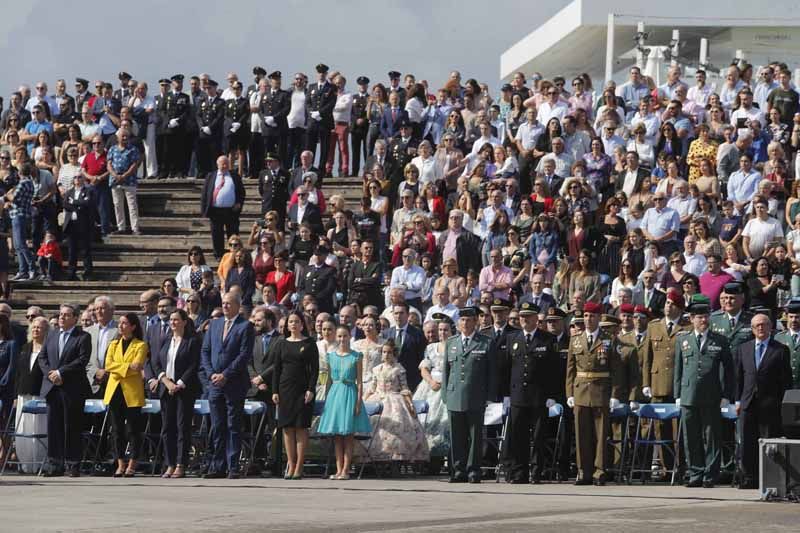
[
  {"left": 512, "top": 342, "right": 518, "bottom": 351},
  {"left": 682, "top": 340, "right": 689, "bottom": 350}
]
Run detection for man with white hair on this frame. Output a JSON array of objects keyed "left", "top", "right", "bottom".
[
  {"left": 221, "top": 73, "right": 239, "bottom": 101},
  {"left": 390, "top": 248, "right": 426, "bottom": 311},
  {"left": 85, "top": 295, "right": 119, "bottom": 397},
  {"left": 201, "top": 155, "right": 245, "bottom": 259},
  {"left": 289, "top": 149, "right": 318, "bottom": 191},
  {"left": 26, "top": 81, "right": 57, "bottom": 116},
  {"left": 108, "top": 128, "right": 141, "bottom": 235},
  {"left": 536, "top": 137, "right": 573, "bottom": 177}
]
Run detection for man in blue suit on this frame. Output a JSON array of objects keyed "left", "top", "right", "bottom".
[
  {"left": 380, "top": 91, "right": 408, "bottom": 140},
  {"left": 200, "top": 292, "right": 255, "bottom": 478}
]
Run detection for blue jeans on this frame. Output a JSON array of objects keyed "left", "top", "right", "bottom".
[
  {"left": 90, "top": 183, "right": 112, "bottom": 235},
  {"left": 12, "top": 215, "right": 35, "bottom": 276}
]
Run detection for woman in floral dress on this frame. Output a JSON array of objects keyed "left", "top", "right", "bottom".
[
  {"left": 413, "top": 319, "right": 453, "bottom": 462},
  {"left": 364, "top": 341, "right": 429, "bottom": 462},
  {"left": 352, "top": 316, "right": 384, "bottom": 395}
]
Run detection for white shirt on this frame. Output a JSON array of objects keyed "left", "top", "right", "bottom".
[
  {"left": 687, "top": 84, "right": 713, "bottom": 107},
  {"left": 390, "top": 264, "right": 426, "bottom": 300},
  {"left": 515, "top": 121, "right": 544, "bottom": 150},
  {"left": 424, "top": 303, "right": 460, "bottom": 323},
  {"left": 666, "top": 195, "right": 697, "bottom": 229},
  {"left": 410, "top": 155, "right": 439, "bottom": 186},
  {"left": 97, "top": 320, "right": 116, "bottom": 368},
  {"left": 537, "top": 100, "right": 569, "bottom": 124},
  {"left": 287, "top": 89, "right": 307, "bottom": 129},
  {"left": 741, "top": 216, "right": 784, "bottom": 258},
  {"left": 683, "top": 252, "right": 707, "bottom": 277},
  {"left": 212, "top": 172, "right": 236, "bottom": 208},
  {"left": 405, "top": 98, "right": 424, "bottom": 123},
  {"left": 250, "top": 91, "right": 264, "bottom": 133},
  {"left": 332, "top": 92, "right": 353, "bottom": 123}
]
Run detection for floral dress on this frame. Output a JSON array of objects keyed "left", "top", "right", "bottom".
[
  {"left": 352, "top": 338, "right": 383, "bottom": 395},
  {"left": 364, "top": 362, "right": 430, "bottom": 461},
  {"left": 412, "top": 343, "right": 450, "bottom": 457},
  {"left": 686, "top": 139, "right": 718, "bottom": 183}
]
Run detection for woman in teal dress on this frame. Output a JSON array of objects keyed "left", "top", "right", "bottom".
[{"left": 317, "top": 326, "right": 372, "bottom": 480}]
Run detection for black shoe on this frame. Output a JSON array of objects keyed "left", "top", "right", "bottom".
[
  {"left": 468, "top": 474, "right": 481, "bottom": 484},
  {"left": 574, "top": 477, "right": 592, "bottom": 486},
  {"left": 738, "top": 479, "right": 757, "bottom": 490},
  {"left": 68, "top": 466, "right": 81, "bottom": 478},
  {"left": 593, "top": 476, "right": 606, "bottom": 486},
  {"left": 685, "top": 479, "right": 703, "bottom": 488},
  {"left": 449, "top": 475, "right": 468, "bottom": 483},
  {"left": 531, "top": 476, "right": 542, "bottom": 485},
  {"left": 203, "top": 471, "right": 226, "bottom": 479},
  {"left": 702, "top": 480, "right": 715, "bottom": 488},
  {"left": 555, "top": 471, "right": 570, "bottom": 482},
  {"left": 42, "top": 468, "right": 65, "bottom": 477},
  {"left": 227, "top": 471, "right": 241, "bottom": 479},
  {"left": 508, "top": 478, "right": 529, "bottom": 484}
]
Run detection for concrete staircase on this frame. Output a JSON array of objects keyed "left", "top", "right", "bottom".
[{"left": 10, "top": 176, "right": 366, "bottom": 319}]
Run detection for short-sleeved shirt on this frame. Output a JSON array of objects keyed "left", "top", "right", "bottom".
[
  {"left": 107, "top": 143, "right": 140, "bottom": 187},
  {"left": 24, "top": 120, "right": 53, "bottom": 155},
  {"left": 641, "top": 206, "right": 680, "bottom": 242},
  {"left": 81, "top": 150, "right": 107, "bottom": 178},
  {"left": 718, "top": 216, "right": 741, "bottom": 243},
  {"left": 741, "top": 216, "right": 784, "bottom": 258}
]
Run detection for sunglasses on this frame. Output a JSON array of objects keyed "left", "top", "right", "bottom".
[
  {"left": 26, "top": 314, "right": 37, "bottom": 319},
  {"left": 229, "top": 242, "right": 242, "bottom": 247},
  {"left": 0, "top": 157, "right": 9, "bottom": 161}
]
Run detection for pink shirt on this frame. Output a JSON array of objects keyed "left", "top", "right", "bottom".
[
  {"left": 443, "top": 229, "right": 461, "bottom": 262},
  {"left": 699, "top": 271, "right": 734, "bottom": 310},
  {"left": 479, "top": 264, "right": 513, "bottom": 300}
]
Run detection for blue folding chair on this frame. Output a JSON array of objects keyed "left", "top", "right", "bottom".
[
  {"left": 720, "top": 404, "right": 740, "bottom": 487},
  {"left": 541, "top": 402, "right": 565, "bottom": 481},
  {"left": 357, "top": 401, "right": 383, "bottom": 479},
  {"left": 482, "top": 397, "right": 509, "bottom": 483},
  {"left": 81, "top": 399, "right": 110, "bottom": 471},
  {"left": 629, "top": 403, "right": 682, "bottom": 485},
  {"left": 140, "top": 399, "right": 162, "bottom": 474},
  {"left": 240, "top": 400, "right": 268, "bottom": 476},
  {"left": 0, "top": 399, "right": 49, "bottom": 476},
  {"left": 190, "top": 399, "right": 212, "bottom": 473},
  {"left": 607, "top": 403, "right": 632, "bottom": 483}
]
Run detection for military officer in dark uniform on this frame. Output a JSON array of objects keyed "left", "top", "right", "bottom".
[
  {"left": 385, "top": 120, "right": 418, "bottom": 204},
  {"left": 350, "top": 76, "right": 370, "bottom": 176},
  {"left": 443, "top": 307, "right": 496, "bottom": 483},
  {"left": 258, "top": 152, "right": 290, "bottom": 229},
  {"left": 196, "top": 79, "right": 225, "bottom": 178},
  {"left": 709, "top": 282, "right": 754, "bottom": 354},
  {"left": 545, "top": 307, "right": 573, "bottom": 480},
  {"left": 186, "top": 75, "right": 206, "bottom": 176},
  {"left": 305, "top": 63, "right": 337, "bottom": 183},
  {"left": 566, "top": 301, "right": 625, "bottom": 485},
  {"left": 502, "top": 302, "right": 559, "bottom": 483},
  {"left": 774, "top": 300, "right": 800, "bottom": 388},
  {"left": 74, "top": 77, "right": 93, "bottom": 113},
  {"left": 153, "top": 78, "right": 170, "bottom": 177},
  {"left": 387, "top": 71, "right": 407, "bottom": 107},
  {"left": 247, "top": 66, "right": 267, "bottom": 99},
  {"left": 159, "top": 74, "right": 191, "bottom": 178},
  {"left": 113, "top": 71, "right": 133, "bottom": 103},
  {"left": 260, "top": 71, "right": 291, "bottom": 167},
  {"left": 298, "top": 246, "right": 338, "bottom": 314},
  {"left": 674, "top": 295, "right": 735, "bottom": 488},
  {"left": 480, "top": 298, "right": 518, "bottom": 398},
  {"left": 224, "top": 81, "right": 251, "bottom": 179}
]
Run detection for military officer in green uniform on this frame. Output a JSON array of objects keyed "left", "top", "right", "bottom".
[
  {"left": 674, "top": 295, "right": 735, "bottom": 488},
  {"left": 774, "top": 300, "right": 800, "bottom": 387},
  {"left": 709, "top": 282, "right": 754, "bottom": 354},
  {"left": 605, "top": 310, "right": 641, "bottom": 468},
  {"left": 566, "top": 302, "right": 625, "bottom": 485},
  {"left": 442, "top": 307, "right": 497, "bottom": 483}
]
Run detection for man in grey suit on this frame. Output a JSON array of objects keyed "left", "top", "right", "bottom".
[
  {"left": 247, "top": 308, "right": 279, "bottom": 474},
  {"left": 85, "top": 295, "right": 118, "bottom": 397}
]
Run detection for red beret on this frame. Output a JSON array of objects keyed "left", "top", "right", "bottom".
[
  {"left": 633, "top": 305, "right": 649, "bottom": 316},
  {"left": 666, "top": 289, "right": 684, "bottom": 308},
  {"left": 583, "top": 301, "right": 603, "bottom": 314},
  {"left": 619, "top": 303, "right": 635, "bottom": 314}
]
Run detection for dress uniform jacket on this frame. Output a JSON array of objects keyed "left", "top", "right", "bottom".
[
  {"left": 159, "top": 91, "right": 191, "bottom": 135},
  {"left": 641, "top": 317, "right": 691, "bottom": 398},
  {"left": 258, "top": 166, "right": 290, "bottom": 217},
  {"left": 774, "top": 330, "right": 800, "bottom": 387},
  {"left": 298, "top": 263, "right": 338, "bottom": 315},
  {"left": 259, "top": 89, "right": 291, "bottom": 134},
  {"left": 709, "top": 310, "right": 754, "bottom": 354},
  {"left": 386, "top": 136, "right": 418, "bottom": 193},
  {"left": 673, "top": 330, "right": 735, "bottom": 407},
  {"left": 351, "top": 92, "right": 369, "bottom": 131},
  {"left": 566, "top": 330, "right": 625, "bottom": 407},
  {"left": 197, "top": 96, "right": 225, "bottom": 138},
  {"left": 305, "top": 81, "right": 337, "bottom": 128},
  {"left": 615, "top": 331, "right": 642, "bottom": 401},
  {"left": 481, "top": 323, "right": 518, "bottom": 398},
  {"left": 506, "top": 329, "right": 559, "bottom": 407},
  {"left": 224, "top": 97, "right": 251, "bottom": 137},
  {"left": 442, "top": 333, "right": 496, "bottom": 412}
]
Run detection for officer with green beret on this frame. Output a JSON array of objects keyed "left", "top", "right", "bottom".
[
  {"left": 442, "top": 307, "right": 497, "bottom": 483},
  {"left": 674, "top": 294, "right": 735, "bottom": 488},
  {"left": 709, "top": 282, "right": 754, "bottom": 353},
  {"left": 774, "top": 300, "right": 800, "bottom": 388}
]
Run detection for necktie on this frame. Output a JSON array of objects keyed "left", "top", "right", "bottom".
[
  {"left": 667, "top": 322, "right": 674, "bottom": 336},
  {"left": 636, "top": 333, "right": 643, "bottom": 345},
  {"left": 392, "top": 108, "right": 397, "bottom": 122},
  {"left": 729, "top": 317, "right": 736, "bottom": 330},
  {"left": 756, "top": 342, "right": 765, "bottom": 368},
  {"left": 495, "top": 329, "right": 502, "bottom": 340},
  {"left": 59, "top": 330, "right": 69, "bottom": 357},
  {"left": 162, "top": 321, "right": 169, "bottom": 336},
  {"left": 462, "top": 336, "right": 469, "bottom": 351},
  {"left": 212, "top": 173, "right": 225, "bottom": 205},
  {"left": 526, "top": 333, "right": 533, "bottom": 345},
  {"left": 396, "top": 329, "right": 404, "bottom": 350},
  {"left": 697, "top": 333, "right": 703, "bottom": 349},
  {"left": 262, "top": 333, "right": 270, "bottom": 354},
  {"left": 587, "top": 333, "right": 593, "bottom": 347},
  {"left": 645, "top": 291, "right": 650, "bottom": 307},
  {"left": 793, "top": 334, "right": 799, "bottom": 347},
  {"left": 223, "top": 319, "right": 232, "bottom": 341},
  {"left": 534, "top": 296, "right": 540, "bottom": 307}
]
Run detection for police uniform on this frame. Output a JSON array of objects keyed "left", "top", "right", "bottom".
[
  {"left": 674, "top": 302, "right": 735, "bottom": 486},
  {"left": 305, "top": 64, "right": 337, "bottom": 183},
  {"left": 298, "top": 257, "right": 338, "bottom": 315},
  {"left": 350, "top": 76, "right": 370, "bottom": 176},
  {"left": 387, "top": 71, "right": 406, "bottom": 107},
  {"left": 258, "top": 155, "right": 291, "bottom": 227},
  {"left": 709, "top": 309, "right": 754, "bottom": 353},
  {"left": 385, "top": 123, "right": 418, "bottom": 204},
  {"left": 260, "top": 72, "right": 291, "bottom": 167},
  {"left": 224, "top": 91, "right": 251, "bottom": 154},
  {"left": 443, "top": 312, "right": 496, "bottom": 482},
  {"left": 480, "top": 299, "right": 519, "bottom": 399},
  {"left": 502, "top": 306, "right": 559, "bottom": 483},
  {"left": 566, "top": 315, "right": 625, "bottom": 484},
  {"left": 196, "top": 84, "right": 225, "bottom": 177},
  {"left": 159, "top": 75, "right": 192, "bottom": 178}
]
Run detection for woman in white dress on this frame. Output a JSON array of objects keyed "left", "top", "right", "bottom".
[
  {"left": 14, "top": 317, "right": 49, "bottom": 473},
  {"left": 351, "top": 316, "right": 384, "bottom": 396}
]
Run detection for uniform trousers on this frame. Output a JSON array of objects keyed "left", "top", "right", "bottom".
[
  {"left": 739, "top": 403, "right": 782, "bottom": 481},
  {"left": 264, "top": 132, "right": 288, "bottom": 168},
  {"left": 650, "top": 395, "right": 677, "bottom": 470},
  {"left": 503, "top": 404, "right": 547, "bottom": 481},
  {"left": 160, "top": 390, "right": 195, "bottom": 467},
  {"left": 681, "top": 405, "right": 722, "bottom": 483},
  {"left": 45, "top": 387, "right": 85, "bottom": 467},
  {"left": 351, "top": 126, "right": 368, "bottom": 176},
  {"left": 248, "top": 133, "right": 265, "bottom": 178},
  {"left": 305, "top": 120, "right": 331, "bottom": 182},
  {"left": 574, "top": 405, "right": 609, "bottom": 480},
  {"left": 196, "top": 136, "right": 222, "bottom": 178},
  {"left": 449, "top": 409, "right": 484, "bottom": 478},
  {"left": 65, "top": 226, "right": 93, "bottom": 275},
  {"left": 287, "top": 127, "right": 306, "bottom": 168},
  {"left": 162, "top": 132, "right": 187, "bottom": 176},
  {"left": 108, "top": 386, "right": 144, "bottom": 460},
  {"left": 144, "top": 123, "right": 158, "bottom": 177}
]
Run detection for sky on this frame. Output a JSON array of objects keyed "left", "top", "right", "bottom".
[{"left": 0, "top": 0, "right": 567, "bottom": 96}]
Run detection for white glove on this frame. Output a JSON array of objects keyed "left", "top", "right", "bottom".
[
  {"left": 609, "top": 398, "right": 621, "bottom": 409},
  {"left": 201, "top": 126, "right": 211, "bottom": 135},
  {"left": 231, "top": 122, "right": 241, "bottom": 132},
  {"left": 642, "top": 386, "right": 652, "bottom": 399},
  {"left": 735, "top": 400, "right": 741, "bottom": 410},
  {"left": 720, "top": 398, "right": 730, "bottom": 408},
  {"left": 311, "top": 111, "right": 321, "bottom": 121},
  {"left": 629, "top": 401, "right": 640, "bottom": 411},
  {"left": 566, "top": 397, "right": 575, "bottom": 408},
  {"left": 675, "top": 398, "right": 681, "bottom": 408},
  {"left": 545, "top": 398, "right": 556, "bottom": 408},
  {"left": 168, "top": 118, "right": 179, "bottom": 128},
  {"left": 266, "top": 116, "right": 276, "bottom": 127}
]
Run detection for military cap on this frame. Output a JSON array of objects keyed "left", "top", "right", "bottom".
[
  {"left": 397, "top": 118, "right": 412, "bottom": 129},
  {"left": 571, "top": 316, "right": 585, "bottom": 326},
  {"left": 518, "top": 302, "right": 540, "bottom": 316},
  {"left": 170, "top": 74, "right": 184, "bottom": 82},
  {"left": 118, "top": 71, "right": 132, "bottom": 81},
  {"left": 618, "top": 303, "right": 635, "bottom": 315},
  {"left": 207, "top": 79, "right": 219, "bottom": 87},
  {"left": 459, "top": 306, "right": 479, "bottom": 318},
  {"left": 490, "top": 298, "right": 511, "bottom": 311},
  {"left": 501, "top": 83, "right": 513, "bottom": 91},
  {"left": 600, "top": 314, "right": 620, "bottom": 327},
  {"left": 786, "top": 300, "right": 800, "bottom": 314},
  {"left": 388, "top": 70, "right": 401, "bottom": 79},
  {"left": 477, "top": 305, "right": 490, "bottom": 316},
  {"left": 316, "top": 63, "right": 329, "bottom": 73},
  {"left": 253, "top": 66, "right": 267, "bottom": 76},
  {"left": 356, "top": 76, "right": 370, "bottom": 85},
  {"left": 158, "top": 78, "right": 171, "bottom": 85},
  {"left": 431, "top": 312, "right": 455, "bottom": 327},
  {"left": 750, "top": 306, "right": 772, "bottom": 317},
  {"left": 722, "top": 281, "right": 745, "bottom": 295},
  {"left": 268, "top": 71, "right": 281, "bottom": 80},
  {"left": 583, "top": 301, "right": 603, "bottom": 314},
  {"left": 666, "top": 288, "right": 684, "bottom": 308},
  {"left": 545, "top": 307, "right": 567, "bottom": 320},
  {"left": 687, "top": 294, "right": 711, "bottom": 315},
  {"left": 75, "top": 77, "right": 89, "bottom": 87},
  {"left": 264, "top": 152, "right": 279, "bottom": 161},
  {"left": 633, "top": 305, "right": 650, "bottom": 318}
]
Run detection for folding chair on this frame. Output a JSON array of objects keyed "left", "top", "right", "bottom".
[
  {"left": 81, "top": 399, "right": 110, "bottom": 472},
  {"left": 629, "top": 403, "right": 682, "bottom": 485},
  {"left": 240, "top": 400, "right": 268, "bottom": 476},
  {"left": 190, "top": 399, "right": 211, "bottom": 473},
  {"left": 482, "top": 397, "right": 509, "bottom": 483},
  {"left": 306, "top": 400, "right": 331, "bottom": 477},
  {"left": 406, "top": 400, "right": 429, "bottom": 475},
  {"left": 140, "top": 399, "right": 162, "bottom": 475},
  {"left": 607, "top": 403, "right": 631, "bottom": 483},
  {"left": 356, "top": 401, "right": 383, "bottom": 479},
  {"left": 720, "top": 404, "right": 740, "bottom": 487},
  {"left": 538, "top": 402, "right": 564, "bottom": 481},
  {"left": 0, "top": 399, "right": 49, "bottom": 476}
]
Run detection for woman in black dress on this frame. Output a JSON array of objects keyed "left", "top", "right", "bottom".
[
  {"left": 747, "top": 256, "right": 780, "bottom": 314},
  {"left": 225, "top": 248, "right": 256, "bottom": 314},
  {"left": 597, "top": 198, "right": 627, "bottom": 277},
  {"left": 272, "top": 310, "right": 319, "bottom": 479}
]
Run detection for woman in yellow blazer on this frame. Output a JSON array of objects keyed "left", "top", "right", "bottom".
[{"left": 103, "top": 313, "right": 149, "bottom": 477}]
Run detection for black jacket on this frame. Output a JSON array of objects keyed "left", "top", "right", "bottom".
[
  {"left": 62, "top": 186, "right": 96, "bottom": 234},
  {"left": 201, "top": 170, "right": 246, "bottom": 217},
  {"left": 735, "top": 339, "right": 793, "bottom": 411},
  {"left": 38, "top": 327, "right": 91, "bottom": 399},
  {"left": 437, "top": 229, "right": 482, "bottom": 278},
  {"left": 506, "top": 329, "right": 560, "bottom": 407},
  {"left": 152, "top": 334, "right": 202, "bottom": 398},
  {"left": 16, "top": 342, "right": 43, "bottom": 397}
]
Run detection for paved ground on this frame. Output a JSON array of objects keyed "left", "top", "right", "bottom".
[{"left": 0, "top": 476, "right": 794, "bottom": 532}]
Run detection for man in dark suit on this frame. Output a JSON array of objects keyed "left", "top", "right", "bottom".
[
  {"left": 286, "top": 190, "right": 323, "bottom": 236},
  {"left": 247, "top": 308, "right": 279, "bottom": 474},
  {"left": 386, "top": 302, "right": 427, "bottom": 390},
  {"left": 305, "top": 63, "right": 336, "bottom": 183},
  {"left": 159, "top": 74, "right": 192, "bottom": 178},
  {"left": 258, "top": 153, "right": 291, "bottom": 228},
  {"left": 201, "top": 155, "right": 245, "bottom": 259},
  {"left": 144, "top": 296, "right": 177, "bottom": 395},
  {"left": 734, "top": 313, "right": 793, "bottom": 489},
  {"left": 538, "top": 157, "right": 565, "bottom": 198},
  {"left": 436, "top": 209, "right": 482, "bottom": 278},
  {"left": 62, "top": 173, "right": 96, "bottom": 281},
  {"left": 260, "top": 71, "right": 291, "bottom": 166},
  {"left": 288, "top": 149, "right": 319, "bottom": 191},
  {"left": 380, "top": 91, "right": 409, "bottom": 140},
  {"left": 641, "top": 270, "right": 666, "bottom": 318},
  {"left": 38, "top": 303, "right": 91, "bottom": 477},
  {"left": 614, "top": 151, "right": 651, "bottom": 196},
  {"left": 196, "top": 79, "right": 225, "bottom": 178},
  {"left": 200, "top": 292, "right": 255, "bottom": 478},
  {"left": 298, "top": 246, "right": 338, "bottom": 314},
  {"left": 503, "top": 302, "right": 559, "bottom": 483},
  {"left": 518, "top": 274, "right": 555, "bottom": 315}
]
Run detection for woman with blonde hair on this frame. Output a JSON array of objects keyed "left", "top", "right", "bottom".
[{"left": 686, "top": 124, "right": 717, "bottom": 183}]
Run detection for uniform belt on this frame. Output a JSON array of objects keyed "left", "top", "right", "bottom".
[
  {"left": 332, "top": 380, "right": 355, "bottom": 385},
  {"left": 576, "top": 371, "right": 610, "bottom": 379}
]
